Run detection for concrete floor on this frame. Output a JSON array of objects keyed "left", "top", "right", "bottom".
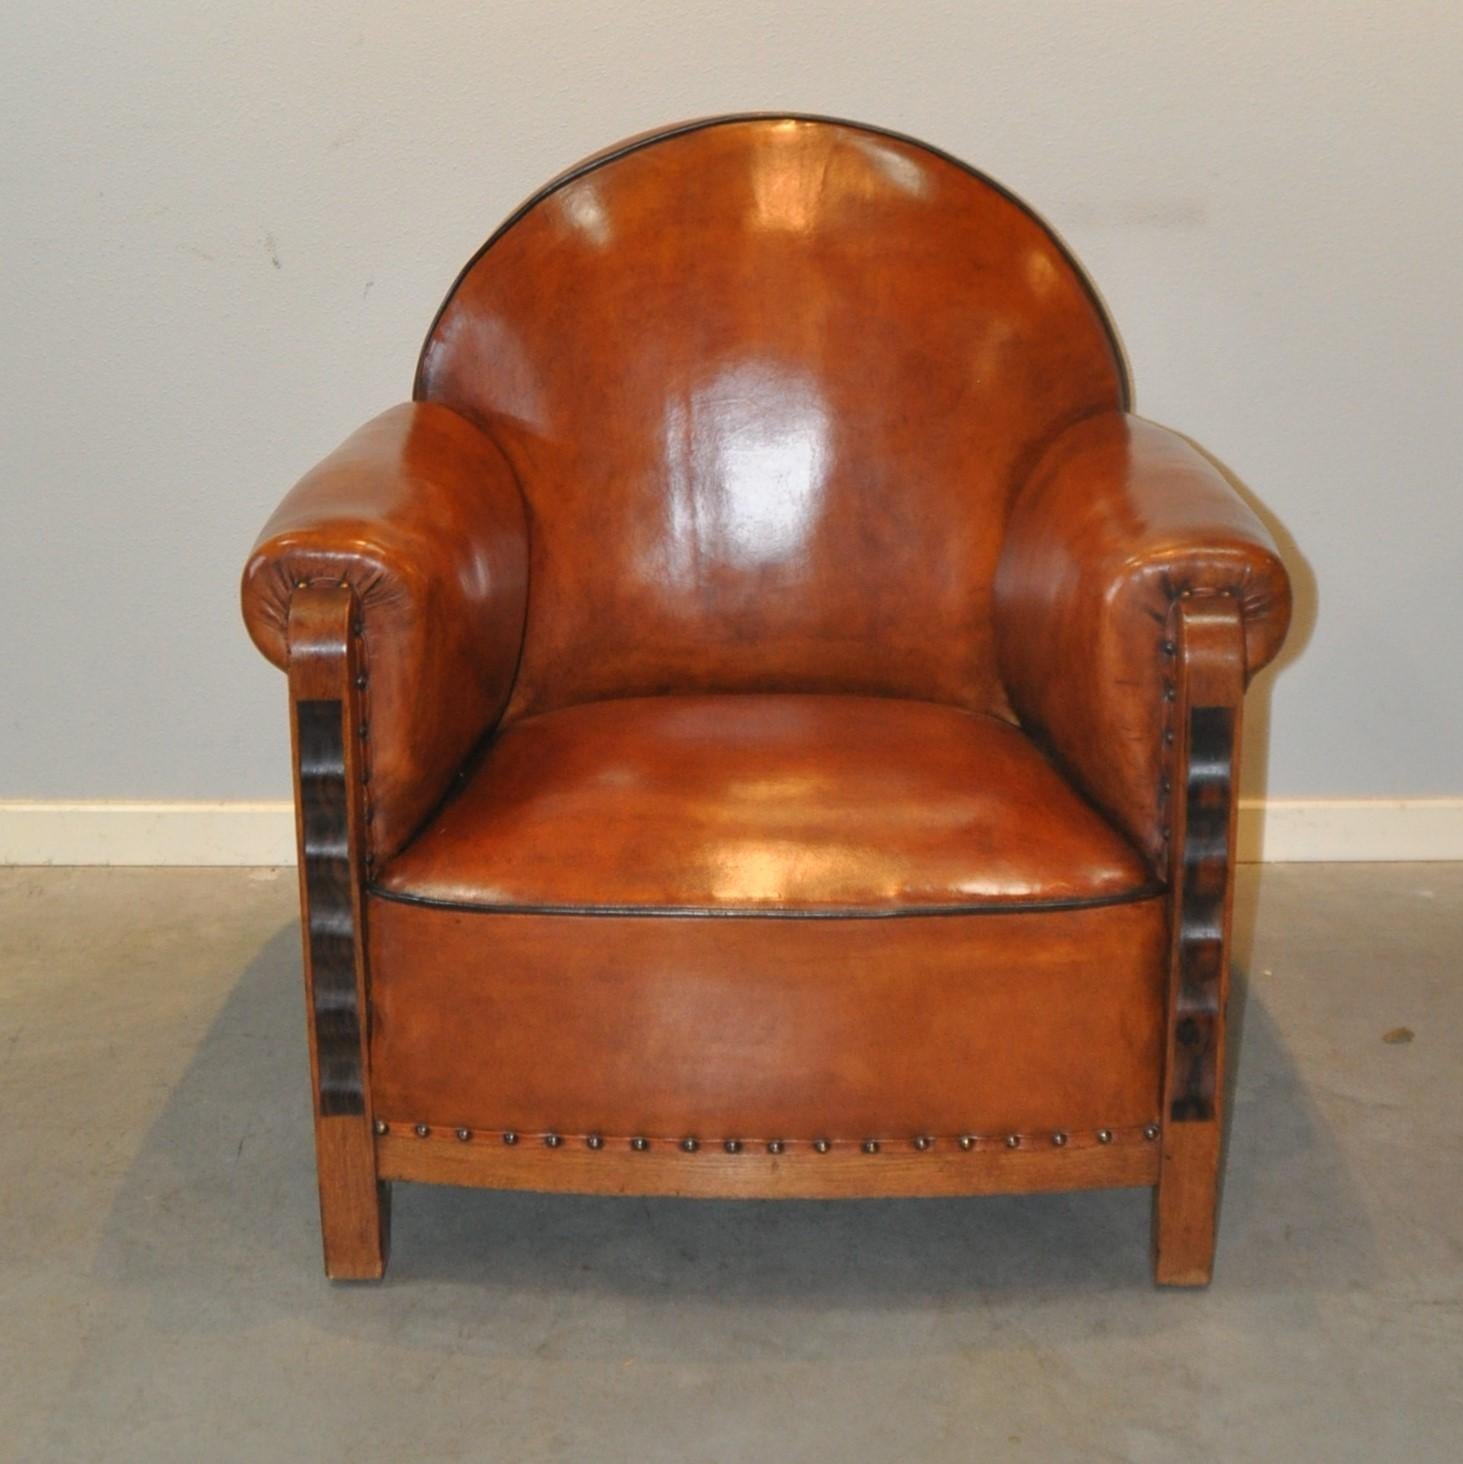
[{"left": 0, "top": 866, "right": 1459, "bottom": 1462}]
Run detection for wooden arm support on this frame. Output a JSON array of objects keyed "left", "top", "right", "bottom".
[
  {"left": 288, "top": 585, "right": 389, "bottom": 1279},
  {"left": 1153, "top": 593, "right": 1245, "bottom": 1286}
]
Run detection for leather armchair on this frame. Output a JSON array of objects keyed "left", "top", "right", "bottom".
[{"left": 241, "top": 115, "right": 1291, "bottom": 1285}]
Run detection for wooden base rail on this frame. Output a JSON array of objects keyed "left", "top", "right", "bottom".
[{"left": 377, "top": 1122, "right": 1162, "bottom": 1200}]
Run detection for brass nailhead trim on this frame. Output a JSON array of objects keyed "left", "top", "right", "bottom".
[{"left": 379, "top": 1124, "right": 1158, "bottom": 1152}]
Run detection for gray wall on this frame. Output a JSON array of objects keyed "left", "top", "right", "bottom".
[{"left": 4, "top": 2, "right": 1459, "bottom": 802}]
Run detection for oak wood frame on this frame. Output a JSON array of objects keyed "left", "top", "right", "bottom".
[
  {"left": 280, "top": 587, "right": 1245, "bottom": 1285},
  {"left": 377, "top": 1127, "right": 1160, "bottom": 1198},
  {"left": 287, "top": 584, "right": 389, "bottom": 1279},
  {"left": 1153, "top": 593, "right": 1246, "bottom": 1285}
]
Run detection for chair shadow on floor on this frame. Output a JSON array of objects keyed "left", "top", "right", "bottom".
[{"left": 89, "top": 905, "right": 1379, "bottom": 1363}]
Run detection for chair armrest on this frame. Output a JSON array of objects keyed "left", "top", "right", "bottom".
[
  {"left": 241, "top": 403, "right": 528, "bottom": 861},
  {"left": 994, "top": 411, "right": 1291, "bottom": 869}
]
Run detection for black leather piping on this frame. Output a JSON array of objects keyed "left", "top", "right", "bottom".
[
  {"left": 410, "top": 112, "right": 1131, "bottom": 409},
  {"left": 365, "top": 881, "right": 1167, "bottom": 920}
]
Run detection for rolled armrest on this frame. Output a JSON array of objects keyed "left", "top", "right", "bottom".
[
  {"left": 242, "top": 403, "right": 528, "bottom": 861},
  {"left": 994, "top": 411, "right": 1291, "bottom": 868}
]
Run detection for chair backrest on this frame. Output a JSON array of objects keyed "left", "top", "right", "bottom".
[{"left": 416, "top": 115, "right": 1126, "bottom": 723}]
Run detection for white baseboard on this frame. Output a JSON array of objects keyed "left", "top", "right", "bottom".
[
  {"left": 1234, "top": 798, "right": 1463, "bottom": 863},
  {"left": 1, "top": 797, "right": 1461, "bottom": 867},
  {"left": 0, "top": 801, "right": 297, "bottom": 867}
]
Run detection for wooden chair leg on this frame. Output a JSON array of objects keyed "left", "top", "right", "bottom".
[
  {"left": 1154, "top": 1120, "right": 1221, "bottom": 1285},
  {"left": 316, "top": 1120, "right": 390, "bottom": 1280},
  {"left": 289, "top": 584, "right": 389, "bottom": 1280},
  {"left": 1152, "top": 594, "right": 1244, "bottom": 1287}
]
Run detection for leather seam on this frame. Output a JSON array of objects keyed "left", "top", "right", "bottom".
[{"left": 363, "top": 882, "right": 1167, "bottom": 920}]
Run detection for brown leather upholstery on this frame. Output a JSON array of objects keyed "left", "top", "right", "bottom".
[
  {"left": 376, "top": 694, "right": 1157, "bottom": 913},
  {"left": 240, "top": 116, "right": 1294, "bottom": 1282},
  {"left": 417, "top": 116, "right": 1126, "bottom": 724},
  {"left": 242, "top": 404, "right": 528, "bottom": 859},
  {"left": 996, "top": 411, "right": 1290, "bottom": 865},
  {"left": 367, "top": 894, "right": 1168, "bottom": 1142}
]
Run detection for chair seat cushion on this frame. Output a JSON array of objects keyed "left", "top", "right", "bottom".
[
  {"left": 375, "top": 694, "right": 1156, "bottom": 913},
  {"left": 368, "top": 695, "right": 1165, "bottom": 1146}
]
